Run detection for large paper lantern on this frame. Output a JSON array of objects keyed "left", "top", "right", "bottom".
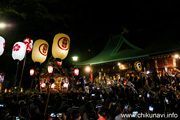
[
  {"left": 0, "top": 36, "right": 5, "bottom": 56},
  {"left": 52, "top": 33, "right": 70, "bottom": 60},
  {"left": 32, "top": 39, "right": 49, "bottom": 63},
  {"left": 12, "top": 42, "right": 26, "bottom": 61}
]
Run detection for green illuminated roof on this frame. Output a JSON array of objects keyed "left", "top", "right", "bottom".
[{"left": 76, "top": 34, "right": 180, "bottom": 66}]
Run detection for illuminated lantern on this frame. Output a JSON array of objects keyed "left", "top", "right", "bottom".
[
  {"left": 134, "top": 61, "right": 142, "bottom": 72},
  {"left": 4, "top": 88, "right": 7, "bottom": 93},
  {"left": 74, "top": 68, "right": 79, "bottom": 76},
  {"left": 123, "top": 81, "right": 126, "bottom": 85},
  {"left": 41, "top": 83, "right": 46, "bottom": 88},
  {"left": 52, "top": 33, "right": 70, "bottom": 60},
  {"left": 63, "top": 83, "right": 68, "bottom": 88},
  {"left": 0, "top": 36, "right": 5, "bottom": 56},
  {"left": 32, "top": 39, "right": 49, "bottom": 63},
  {"left": 48, "top": 66, "right": 53, "bottom": 73},
  {"left": 51, "top": 83, "right": 55, "bottom": 88},
  {"left": 24, "top": 38, "right": 33, "bottom": 52},
  {"left": 12, "top": 42, "right": 26, "bottom": 61},
  {"left": 20, "top": 88, "right": 23, "bottom": 92},
  {"left": 57, "top": 61, "right": 62, "bottom": 66},
  {"left": 30, "top": 69, "right": 34, "bottom": 76}
]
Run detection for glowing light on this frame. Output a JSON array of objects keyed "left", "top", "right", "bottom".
[
  {"left": 51, "top": 83, "right": 55, "bottom": 88},
  {"left": 8, "top": 89, "right": 11, "bottom": 93},
  {"left": 74, "top": 68, "right": 79, "bottom": 76},
  {"left": 107, "top": 81, "right": 111, "bottom": 85},
  {"left": 57, "top": 61, "right": 62, "bottom": 66},
  {"left": 41, "top": 83, "right": 46, "bottom": 88},
  {"left": 72, "top": 56, "right": 78, "bottom": 61},
  {"left": 4, "top": 88, "right": 7, "bottom": 93},
  {"left": 173, "top": 58, "right": 176, "bottom": 67},
  {"left": 30, "top": 69, "right": 34, "bottom": 76},
  {"left": 146, "top": 71, "right": 150, "bottom": 74},
  {"left": 20, "top": 88, "right": 23, "bottom": 92},
  {"left": 48, "top": 66, "right": 53, "bottom": 73},
  {"left": 118, "top": 62, "right": 121, "bottom": 66},
  {"left": 174, "top": 54, "right": 179, "bottom": 59},
  {"left": 0, "top": 23, "right": 7, "bottom": 29},
  {"left": 123, "top": 81, "right": 126, "bottom": 85},
  {"left": 164, "top": 66, "right": 168, "bottom": 72},
  {"left": 85, "top": 66, "right": 91, "bottom": 72},
  {"left": 63, "top": 83, "right": 68, "bottom": 88}
]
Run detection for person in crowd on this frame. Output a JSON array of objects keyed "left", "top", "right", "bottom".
[{"left": 97, "top": 107, "right": 107, "bottom": 120}]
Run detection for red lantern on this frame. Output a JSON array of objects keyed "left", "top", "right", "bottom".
[
  {"left": 74, "top": 68, "right": 79, "bottom": 76},
  {"left": 123, "top": 80, "right": 126, "bottom": 85},
  {"left": 30, "top": 69, "right": 34, "bottom": 76},
  {"left": 57, "top": 61, "right": 62, "bottom": 66},
  {"left": 48, "top": 66, "right": 53, "bottom": 73}
]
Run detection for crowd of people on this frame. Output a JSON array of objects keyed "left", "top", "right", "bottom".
[{"left": 0, "top": 71, "right": 180, "bottom": 120}]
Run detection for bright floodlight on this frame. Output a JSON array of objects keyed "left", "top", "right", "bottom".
[
  {"left": 118, "top": 62, "right": 121, "bottom": 66},
  {"left": 174, "top": 54, "right": 179, "bottom": 59},
  {"left": 0, "top": 23, "right": 7, "bottom": 29},
  {"left": 85, "top": 66, "right": 91, "bottom": 72},
  {"left": 72, "top": 56, "right": 78, "bottom": 61}
]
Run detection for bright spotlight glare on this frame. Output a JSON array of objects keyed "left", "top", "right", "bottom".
[
  {"left": 85, "top": 66, "right": 91, "bottom": 72},
  {"left": 118, "top": 62, "right": 121, "bottom": 66},
  {"left": 0, "top": 23, "right": 7, "bottom": 29},
  {"left": 174, "top": 54, "right": 179, "bottom": 59}
]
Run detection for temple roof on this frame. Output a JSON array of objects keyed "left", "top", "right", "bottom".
[{"left": 76, "top": 34, "right": 180, "bottom": 66}]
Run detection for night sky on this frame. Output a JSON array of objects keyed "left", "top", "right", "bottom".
[{"left": 1, "top": 0, "right": 180, "bottom": 87}]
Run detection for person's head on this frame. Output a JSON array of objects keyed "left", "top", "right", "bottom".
[
  {"left": 71, "top": 110, "right": 81, "bottom": 120},
  {"left": 97, "top": 107, "right": 107, "bottom": 118}
]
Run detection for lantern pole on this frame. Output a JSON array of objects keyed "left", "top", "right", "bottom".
[
  {"left": 17, "top": 53, "right": 26, "bottom": 100},
  {"left": 26, "top": 69, "right": 35, "bottom": 119},
  {"left": 13, "top": 61, "right": 19, "bottom": 88},
  {"left": 44, "top": 65, "right": 53, "bottom": 118}
]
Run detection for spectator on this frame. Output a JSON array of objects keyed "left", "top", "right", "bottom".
[{"left": 97, "top": 107, "right": 107, "bottom": 120}]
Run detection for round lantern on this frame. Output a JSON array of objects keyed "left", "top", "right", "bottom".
[
  {"left": 32, "top": 39, "right": 49, "bottom": 63},
  {"left": 48, "top": 66, "right": 53, "bottom": 74},
  {"left": 52, "top": 33, "right": 70, "bottom": 60},
  {"left": 12, "top": 42, "right": 26, "bottom": 61},
  {"left": 134, "top": 61, "right": 142, "bottom": 72},
  {"left": 0, "top": 36, "right": 5, "bottom": 56},
  {"left": 74, "top": 68, "right": 79, "bottom": 76},
  {"left": 57, "top": 61, "right": 62, "bottom": 66},
  {"left": 30, "top": 69, "right": 34, "bottom": 76}
]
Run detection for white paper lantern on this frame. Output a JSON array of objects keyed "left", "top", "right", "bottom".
[
  {"left": 0, "top": 36, "right": 5, "bottom": 56},
  {"left": 52, "top": 33, "right": 70, "bottom": 60},
  {"left": 32, "top": 39, "right": 49, "bottom": 63},
  {"left": 12, "top": 42, "right": 26, "bottom": 61}
]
